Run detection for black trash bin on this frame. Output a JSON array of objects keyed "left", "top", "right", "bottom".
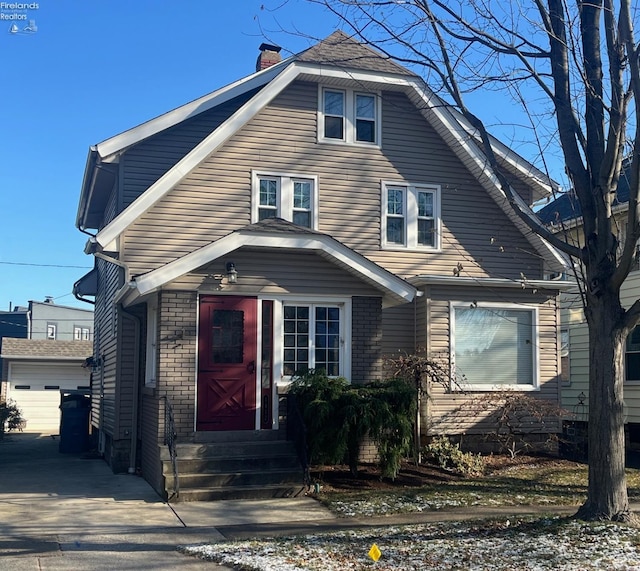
[{"left": 58, "top": 390, "right": 91, "bottom": 454}]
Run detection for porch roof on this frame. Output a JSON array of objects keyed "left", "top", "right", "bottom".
[{"left": 117, "top": 219, "right": 417, "bottom": 308}]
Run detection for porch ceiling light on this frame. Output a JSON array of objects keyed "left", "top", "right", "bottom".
[{"left": 226, "top": 261, "right": 238, "bottom": 284}]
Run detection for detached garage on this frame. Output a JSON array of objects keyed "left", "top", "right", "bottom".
[{"left": 1, "top": 338, "right": 92, "bottom": 433}]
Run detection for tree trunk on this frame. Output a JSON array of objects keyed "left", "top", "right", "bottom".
[{"left": 576, "top": 288, "right": 633, "bottom": 521}]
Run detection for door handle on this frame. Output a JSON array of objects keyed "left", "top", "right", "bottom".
[{"left": 247, "top": 361, "right": 256, "bottom": 374}]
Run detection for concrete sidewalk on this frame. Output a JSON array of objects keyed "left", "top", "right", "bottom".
[
  {"left": 0, "top": 432, "right": 335, "bottom": 570},
  {"left": 4, "top": 432, "right": 629, "bottom": 570}
]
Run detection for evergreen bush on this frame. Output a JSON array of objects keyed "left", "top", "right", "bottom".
[
  {"left": 289, "top": 370, "right": 416, "bottom": 479},
  {"left": 0, "top": 399, "right": 25, "bottom": 439}
]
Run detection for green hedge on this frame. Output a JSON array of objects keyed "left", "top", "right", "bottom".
[{"left": 289, "top": 370, "right": 416, "bottom": 479}]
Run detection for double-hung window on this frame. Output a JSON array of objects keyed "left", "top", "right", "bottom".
[
  {"left": 74, "top": 326, "right": 91, "bottom": 341},
  {"left": 451, "top": 302, "right": 538, "bottom": 390},
  {"left": 320, "top": 87, "right": 380, "bottom": 145},
  {"left": 626, "top": 326, "right": 640, "bottom": 382},
  {"left": 282, "top": 303, "right": 343, "bottom": 378},
  {"left": 252, "top": 172, "right": 317, "bottom": 229},
  {"left": 382, "top": 182, "right": 440, "bottom": 249}
]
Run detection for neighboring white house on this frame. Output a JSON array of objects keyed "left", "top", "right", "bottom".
[
  {"left": 537, "top": 171, "right": 640, "bottom": 447},
  {"left": 0, "top": 299, "right": 94, "bottom": 434}
]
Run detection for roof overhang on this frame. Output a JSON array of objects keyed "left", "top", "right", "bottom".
[
  {"left": 73, "top": 268, "right": 98, "bottom": 298},
  {"left": 119, "top": 225, "right": 416, "bottom": 308}
]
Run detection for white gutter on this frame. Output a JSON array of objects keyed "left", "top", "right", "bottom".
[{"left": 409, "top": 275, "right": 577, "bottom": 291}]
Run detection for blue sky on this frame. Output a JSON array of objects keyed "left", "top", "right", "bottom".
[
  {"left": 0, "top": 0, "right": 338, "bottom": 310},
  {"left": 0, "top": 0, "right": 560, "bottom": 311}
]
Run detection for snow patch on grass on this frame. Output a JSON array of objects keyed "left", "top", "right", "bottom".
[{"left": 181, "top": 517, "right": 640, "bottom": 571}]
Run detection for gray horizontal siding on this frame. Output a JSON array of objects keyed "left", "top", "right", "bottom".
[
  {"left": 121, "top": 89, "right": 259, "bottom": 210},
  {"left": 122, "top": 80, "right": 543, "bottom": 281}
]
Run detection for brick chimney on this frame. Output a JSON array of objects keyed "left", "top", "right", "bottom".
[{"left": 256, "top": 43, "right": 282, "bottom": 72}]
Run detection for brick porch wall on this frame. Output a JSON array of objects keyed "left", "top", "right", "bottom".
[
  {"left": 351, "top": 296, "right": 383, "bottom": 384},
  {"left": 158, "top": 291, "right": 197, "bottom": 439}
]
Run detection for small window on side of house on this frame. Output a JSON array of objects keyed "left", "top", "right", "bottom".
[
  {"left": 560, "top": 329, "right": 570, "bottom": 384},
  {"left": 47, "top": 323, "right": 57, "bottom": 340}
]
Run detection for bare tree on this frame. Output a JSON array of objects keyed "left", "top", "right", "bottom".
[{"left": 298, "top": 0, "right": 640, "bottom": 522}]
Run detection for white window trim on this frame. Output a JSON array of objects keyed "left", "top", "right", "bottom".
[
  {"left": 145, "top": 297, "right": 158, "bottom": 388},
  {"left": 381, "top": 181, "right": 441, "bottom": 251},
  {"left": 251, "top": 170, "right": 318, "bottom": 230},
  {"left": 318, "top": 86, "right": 381, "bottom": 147},
  {"left": 450, "top": 301, "right": 540, "bottom": 392},
  {"left": 261, "top": 295, "right": 352, "bottom": 385},
  {"left": 46, "top": 323, "right": 57, "bottom": 340}
]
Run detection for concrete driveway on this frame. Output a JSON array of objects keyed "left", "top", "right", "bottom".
[{"left": 0, "top": 432, "right": 333, "bottom": 570}]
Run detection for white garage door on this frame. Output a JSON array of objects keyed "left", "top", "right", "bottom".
[{"left": 7, "top": 363, "right": 91, "bottom": 434}]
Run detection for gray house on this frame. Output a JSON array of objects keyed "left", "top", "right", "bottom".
[{"left": 74, "top": 32, "right": 569, "bottom": 500}]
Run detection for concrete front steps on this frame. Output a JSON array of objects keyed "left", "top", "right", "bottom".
[{"left": 161, "top": 430, "right": 306, "bottom": 502}]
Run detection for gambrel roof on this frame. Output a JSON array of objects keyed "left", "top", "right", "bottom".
[{"left": 77, "top": 30, "right": 567, "bottom": 274}]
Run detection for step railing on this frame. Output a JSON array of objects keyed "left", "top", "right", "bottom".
[
  {"left": 162, "top": 395, "right": 179, "bottom": 501},
  {"left": 286, "top": 393, "right": 311, "bottom": 488}
]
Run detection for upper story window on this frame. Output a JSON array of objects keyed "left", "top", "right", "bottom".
[
  {"left": 319, "top": 87, "right": 380, "bottom": 146},
  {"left": 74, "top": 326, "right": 91, "bottom": 341},
  {"left": 382, "top": 182, "right": 440, "bottom": 250},
  {"left": 252, "top": 171, "right": 317, "bottom": 229},
  {"left": 47, "top": 323, "right": 57, "bottom": 340}
]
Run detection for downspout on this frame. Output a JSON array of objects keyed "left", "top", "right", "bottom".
[
  {"left": 90, "top": 247, "right": 138, "bottom": 469},
  {"left": 119, "top": 305, "right": 141, "bottom": 475}
]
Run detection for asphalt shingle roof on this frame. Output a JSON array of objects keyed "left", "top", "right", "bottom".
[
  {"left": 0, "top": 338, "right": 93, "bottom": 360},
  {"left": 537, "top": 162, "right": 632, "bottom": 225},
  {"left": 297, "top": 30, "right": 416, "bottom": 76}
]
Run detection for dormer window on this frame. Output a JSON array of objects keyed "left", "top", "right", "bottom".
[{"left": 319, "top": 87, "right": 380, "bottom": 146}]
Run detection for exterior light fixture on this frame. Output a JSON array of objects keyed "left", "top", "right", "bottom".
[{"left": 226, "top": 262, "right": 238, "bottom": 284}]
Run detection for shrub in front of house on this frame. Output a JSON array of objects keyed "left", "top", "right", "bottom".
[
  {"left": 289, "top": 370, "right": 415, "bottom": 479},
  {"left": 0, "top": 399, "right": 25, "bottom": 439}
]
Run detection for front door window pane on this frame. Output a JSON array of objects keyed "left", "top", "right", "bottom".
[{"left": 211, "top": 309, "right": 244, "bottom": 363}]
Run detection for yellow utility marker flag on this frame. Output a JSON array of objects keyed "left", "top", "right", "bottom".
[{"left": 368, "top": 543, "right": 382, "bottom": 562}]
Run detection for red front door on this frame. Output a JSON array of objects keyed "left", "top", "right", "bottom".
[{"left": 197, "top": 296, "right": 257, "bottom": 431}]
